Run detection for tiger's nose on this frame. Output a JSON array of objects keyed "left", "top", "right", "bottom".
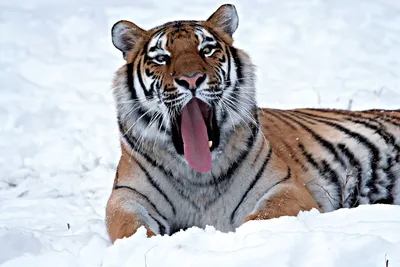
[{"left": 175, "top": 72, "right": 206, "bottom": 90}]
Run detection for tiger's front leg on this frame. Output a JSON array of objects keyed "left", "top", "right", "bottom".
[
  {"left": 245, "top": 179, "right": 321, "bottom": 223},
  {"left": 106, "top": 187, "right": 168, "bottom": 243}
]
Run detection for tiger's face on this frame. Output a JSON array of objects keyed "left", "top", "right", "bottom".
[{"left": 112, "top": 4, "right": 256, "bottom": 173}]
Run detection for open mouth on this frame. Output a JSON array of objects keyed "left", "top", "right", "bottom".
[{"left": 171, "top": 98, "right": 220, "bottom": 173}]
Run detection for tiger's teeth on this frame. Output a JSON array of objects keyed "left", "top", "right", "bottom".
[{"left": 209, "top": 141, "right": 213, "bottom": 148}]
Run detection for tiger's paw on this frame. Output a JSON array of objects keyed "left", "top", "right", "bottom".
[
  {"left": 244, "top": 212, "right": 273, "bottom": 222},
  {"left": 110, "top": 220, "right": 156, "bottom": 243},
  {"left": 107, "top": 211, "right": 157, "bottom": 243}
]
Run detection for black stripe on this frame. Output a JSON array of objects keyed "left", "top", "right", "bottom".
[
  {"left": 137, "top": 58, "right": 151, "bottom": 97},
  {"left": 282, "top": 167, "right": 292, "bottom": 182},
  {"left": 202, "top": 124, "right": 262, "bottom": 210},
  {"left": 298, "top": 143, "right": 319, "bottom": 169},
  {"left": 230, "top": 146, "right": 273, "bottom": 224},
  {"left": 215, "top": 65, "right": 224, "bottom": 84},
  {"left": 302, "top": 116, "right": 382, "bottom": 200},
  {"left": 225, "top": 47, "right": 232, "bottom": 88},
  {"left": 220, "top": 108, "right": 229, "bottom": 127},
  {"left": 150, "top": 214, "right": 166, "bottom": 235},
  {"left": 149, "top": 46, "right": 158, "bottom": 52},
  {"left": 148, "top": 31, "right": 165, "bottom": 51},
  {"left": 202, "top": 26, "right": 226, "bottom": 44},
  {"left": 137, "top": 106, "right": 153, "bottom": 126},
  {"left": 114, "top": 184, "right": 168, "bottom": 226},
  {"left": 220, "top": 47, "right": 243, "bottom": 127},
  {"left": 134, "top": 159, "right": 176, "bottom": 215},
  {"left": 145, "top": 67, "right": 154, "bottom": 77},
  {"left": 148, "top": 80, "right": 156, "bottom": 98},
  {"left": 268, "top": 167, "right": 292, "bottom": 189},
  {"left": 298, "top": 143, "right": 342, "bottom": 209},
  {"left": 281, "top": 141, "right": 308, "bottom": 172},
  {"left": 126, "top": 63, "right": 137, "bottom": 100},
  {"left": 229, "top": 46, "right": 243, "bottom": 99},
  {"left": 124, "top": 62, "right": 153, "bottom": 126},
  {"left": 118, "top": 120, "right": 173, "bottom": 181},
  {"left": 214, "top": 122, "right": 259, "bottom": 186},
  {"left": 374, "top": 156, "right": 396, "bottom": 204},
  {"left": 156, "top": 114, "right": 167, "bottom": 133},
  {"left": 115, "top": 167, "right": 119, "bottom": 180},
  {"left": 230, "top": 47, "right": 243, "bottom": 81},
  {"left": 141, "top": 40, "right": 150, "bottom": 55},
  {"left": 234, "top": 166, "right": 293, "bottom": 224},
  {"left": 344, "top": 116, "right": 400, "bottom": 152},
  {"left": 336, "top": 143, "right": 363, "bottom": 207},
  {"left": 219, "top": 67, "right": 226, "bottom": 80},
  {"left": 229, "top": 47, "right": 242, "bottom": 101},
  {"left": 276, "top": 111, "right": 347, "bottom": 168},
  {"left": 251, "top": 137, "right": 267, "bottom": 167}
]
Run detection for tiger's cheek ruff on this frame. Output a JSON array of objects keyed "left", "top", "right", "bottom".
[
  {"left": 217, "top": 46, "right": 257, "bottom": 133},
  {"left": 112, "top": 61, "right": 171, "bottom": 148}
]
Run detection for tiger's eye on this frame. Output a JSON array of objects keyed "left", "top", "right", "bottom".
[
  {"left": 202, "top": 47, "right": 211, "bottom": 54},
  {"left": 156, "top": 55, "right": 166, "bottom": 62}
]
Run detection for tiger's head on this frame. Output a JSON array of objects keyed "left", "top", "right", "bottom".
[{"left": 112, "top": 4, "right": 257, "bottom": 173}]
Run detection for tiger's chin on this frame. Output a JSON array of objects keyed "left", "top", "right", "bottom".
[{"left": 170, "top": 97, "right": 220, "bottom": 173}]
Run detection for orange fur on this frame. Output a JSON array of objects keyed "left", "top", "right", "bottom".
[
  {"left": 244, "top": 179, "right": 321, "bottom": 222},
  {"left": 106, "top": 193, "right": 155, "bottom": 243}
]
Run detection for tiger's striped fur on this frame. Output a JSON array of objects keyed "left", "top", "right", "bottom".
[{"left": 105, "top": 4, "right": 400, "bottom": 243}]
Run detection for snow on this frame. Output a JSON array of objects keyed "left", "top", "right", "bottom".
[
  {"left": 2, "top": 206, "right": 400, "bottom": 267},
  {"left": 101, "top": 206, "right": 400, "bottom": 267},
  {"left": 0, "top": 0, "right": 399, "bottom": 266}
]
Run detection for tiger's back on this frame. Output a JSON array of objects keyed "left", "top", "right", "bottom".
[{"left": 260, "top": 108, "right": 400, "bottom": 211}]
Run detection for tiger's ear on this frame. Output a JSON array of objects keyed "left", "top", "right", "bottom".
[
  {"left": 111, "top": 20, "right": 147, "bottom": 59},
  {"left": 206, "top": 4, "right": 239, "bottom": 36}
]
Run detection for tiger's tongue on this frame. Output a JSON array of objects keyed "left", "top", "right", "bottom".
[{"left": 181, "top": 98, "right": 212, "bottom": 172}]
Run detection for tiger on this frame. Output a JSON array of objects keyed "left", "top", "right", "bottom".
[{"left": 105, "top": 4, "right": 400, "bottom": 243}]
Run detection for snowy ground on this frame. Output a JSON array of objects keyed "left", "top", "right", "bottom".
[{"left": 0, "top": 0, "right": 400, "bottom": 266}]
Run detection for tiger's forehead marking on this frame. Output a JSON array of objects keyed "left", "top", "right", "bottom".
[
  {"left": 194, "top": 27, "right": 216, "bottom": 43},
  {"left": 148, "top": 31, "right": 170, "bottom": 56},
  {"left": 195, "top": 27, "right": 217, "bottom": 49},
  {"left": 147, "top": 24, "right": 216, "bottom": 54}
]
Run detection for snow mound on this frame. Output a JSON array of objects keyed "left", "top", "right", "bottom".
[
  {"left": 2, "top": 205, "right": 400, "bottom": 267},
  {"left": 103, "top": 205, "right": 400, "bottom": 267}
]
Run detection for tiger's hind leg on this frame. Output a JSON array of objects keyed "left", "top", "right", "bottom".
[
  {"left": 244, "top": 179, "right": 321, "bottom": 223},
  {"left": 106, "top": 187, "right": 169, "bottom": 243}
]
